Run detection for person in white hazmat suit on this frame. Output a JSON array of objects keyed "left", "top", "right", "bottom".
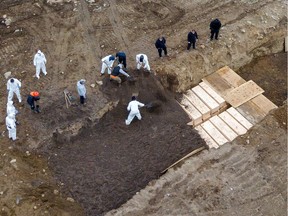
[
  {"left": 100, "top": 55, "right": 115, "bottom": 76},
  {"left": 33, "top": 50, "right": 47, "bottom": 79},
  {"left": 7, "top": 78, "right": 22, "bottom": 103},
  {"left": 77, "top": 79, "right": 87, "bottom": 104},
  {"left": 125, "top": 96, "right": 145, "bottom": 125},
  {"left": 6, "top": 113, "right": 17, "bottom": 141},
  {"left": 136, "top": 54, "right": 150, "bottom": 72},
  {"left": 7, "top": 101, "right": 18, "bottom": 119}
]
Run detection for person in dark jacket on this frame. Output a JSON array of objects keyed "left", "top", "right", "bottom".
[
  {"left": 210, "top": 18, "right": 222, "bottom": 40},
  {"left": 187, "top": 30, "right": 198, "bottom": 50},
  {"left": 155, "top": 37, "right": 167, "bottom": 57},
  {"left": 116, "top": 52, "right": 127, "bottom": 68},
  {"left": 27, "top": 91, "right": 40, "bottom": 113},
  {"left": 110, "top": 63, "right": 130, "bottom": 85}
]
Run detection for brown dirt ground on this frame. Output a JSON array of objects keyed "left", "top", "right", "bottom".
[{"left": 0, "top": 0, "right": 287, "bottom": 216}]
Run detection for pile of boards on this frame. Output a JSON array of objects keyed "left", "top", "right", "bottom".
[{"left": 179, "top": 66, "right": 278, "bottom": 149}]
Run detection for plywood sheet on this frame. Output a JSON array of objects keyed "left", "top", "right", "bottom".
[
  {"left": 224, "top": 80, "right": 264, "bottom": 107},
  {"left": 251, "top": 94, "right": 278, "bottom": 114},
  {"left": 192, "top": 85, "right": 219, "bottom": 113},
  {"left": 209, "top": 115, "right": 238, "bottom": 141},
  {"left": 201, "top": 120, "right": 229, "bottom": 146},
  {"left": 227, "top": 107, "right": 253, "bottom": 130},
  {"left": 199, "top": 82, "right": 226, "bottom": 107},
  {"left": 195, "top": 125, "right": 219, "bottom": 149},
  {"left": 216, "top": 66, "right": 246, "bottom": 87}
]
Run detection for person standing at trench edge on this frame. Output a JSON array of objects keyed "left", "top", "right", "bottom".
[
  {"left": 155, "top": 36, "right": 167, "bottom": 58},
  {"left": 210, "top": 18, "right": 222, "bottom": 40},
  {"left": 187, "top": 29, "right": 198, "bottom": 50}
]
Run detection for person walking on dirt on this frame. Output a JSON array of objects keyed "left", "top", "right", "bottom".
[
  {"left": 125, "top": 96, "right": 145, "bottom": 125},
  {"left": 7, "top": 101, "right": 18, "bottom": 120},
  {"left": 33, "top": 50, "right": 47, "bottom": 79},
  {"left": 116, "top": 51, "right": 127, "bottom": 68},
  {"left": 110, "top": 63, "right": 130, "bottom": 86},
  {"left": 155, "top": 36, "right": 167, "bottom": 57},
  {"left": 136, "top": 54, "right": 151, "bottom": 72},
  {"left": 187, "top": 29, "right": 198, "bottom": 50},
  {"left": 77, "top": 79, "right": 87, "bottom": 104},
  {"left": 7, "top": 78, "right": 22, "bottom": 103},
  {"left": 6, "top": 113, "right": 17, "bottom": 141},
  {"left": 27, "top": 91, "right": 40, "bottom": 113},
  {"left": 210, "top": 18, "right": 222, "bottom": 40},
  {"left": 100, "top": 55, "right": 115, "bottom": 76}
]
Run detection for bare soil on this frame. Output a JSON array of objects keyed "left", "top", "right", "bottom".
[{"left": 0, "top": 0, "right": 286, "bottom": 216}]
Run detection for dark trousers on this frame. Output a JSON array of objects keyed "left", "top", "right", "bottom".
[
  {"left": 157, "top": 47, "right": 167, "bottom": 57},
  {"left": 187, "top": 41, "right": 196, "bottom": 50},
  {"left": 80, "top": 96, "right": 85, "bottom": 104},
  {"left": 118, "top": 56, "right": 127, "bottom": 68},
  {"left": 210, "top": 29, "right": 219, "bottom": 40}
]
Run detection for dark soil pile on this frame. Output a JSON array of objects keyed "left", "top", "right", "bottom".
[{"left": 41, "top": 70, "right": 206, "bottom": 215}]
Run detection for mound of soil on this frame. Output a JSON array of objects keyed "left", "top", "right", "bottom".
[{"left": 41, "top": 70, "right": 206, "bottom": 215}]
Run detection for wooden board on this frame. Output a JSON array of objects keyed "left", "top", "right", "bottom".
[
  {"left": 201, "top": 120, "right": 229, "bottom": 146},
  {"left": 226, "top": 107, "right": 253, "bottom": 130},
  {"left": 179, "top": 98, "right": 202, "bottom": 126},
  {"left": 195, "top": 125, "right": 219, "bottom": 149},
  {"left": 199, "top": 82, "right": 226, "bottom": 107},
  {"left": 219, "top": 111, "right": 247, "bottom": 135},
  {"left": 202, "top": 72, "right": 234, "bottom": 97},
  {"left": 216, "top": 66, "right": 246, "bottom": 87},
  {"left": 224, "top": 80, "right": 264, "bottom": 107},
  {"left": 184, "top": 90, "right": 211, "bottom": 120},
  {"left": 192, "top": 85, "right": 219, "bottom": 114},
  {"left": 250, "top": 94, "right": 278, "bottom": 114},
  {"left": 236, "top": 101, "right": 266, "bottom": 125},
  {"left": 209, "top": 115, "right": 238, "bottom": 142}
]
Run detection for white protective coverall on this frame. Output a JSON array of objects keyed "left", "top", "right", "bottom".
[
  {"left": 33, "top": 50, "right": 47, "bottom": 79},
  {"left": 6, "top": 114, "right": 17, "bottom": 140},
  {"left": 7, "top": 78, "right": 22, "bottom": 102},
  {"left": 101, "top": 55, "right": 115, "bottom": 75},
  {"left": 77, "top": 79, "right": 86, "bottom": 98},
  {"left": 136, "top": 54, "right": 150, "bottom": 71},
  {"left": 7, "top": 101, "right": 18, "bottom": 121},
  {"left": 125, "top": 100, "right": 145, "bottom": 125}
]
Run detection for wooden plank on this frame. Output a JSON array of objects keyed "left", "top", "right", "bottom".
[
  {"left": 219, "top": 111, "right": 247, "bottom": 135},
  {"left": 161, "top": 146, "right": 206, "bottom": 174},
  {"left": 285, "top": 36, "right": 288, "bottom": 52},
  {"left": 224, "top": 80, "right": 264, "bottom": 107},
  {"left": 209, "top": 115, "right": 238, "bottom": 141},
  {"left": 216, "top": 66, "right": 246, "bottom": 87},
  {"left": 202, "top": 72, "right": 234, "bottom": 97},
  {"left": 179, "top": 98, "right": 202, "bottom": 126},
  {"left": 250, "top": 94, "right": 278, "bottom": 114},
  {"left": 201, "top": 120, "right": 229, "bottom": 146},
  {"left": 236, "top": 101, "right": 266, "bottom": 125},
  {"left": 195, "top": 125, "right": 219, "bottom": 149},
  {"left": 199, "top": 82, "right": 226, "bottom": 107},
  {"left": 227, "top": 107, "right": 253, "bottom": 130},
  {"left": 192, "top": 85, "right": 219, "bottom": 114},
  {"left": 184, "top": 91, "right": 211, "bottom": 120}
]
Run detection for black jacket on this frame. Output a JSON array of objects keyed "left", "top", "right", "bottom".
[
  {"left": 111, "top": 66, "right": 120, "bottom": 76},
  {"left": 187, "top": 31, "right": 198, "bottom": 42},
  {"left": 210, "top": 19, "right": 222, "bottom": 31},
  {"left": 155, "top": 37, "right": 166, "bottom": 49},
  {"left": 116, "top": 52, "right": 126, "bottom": 58}
]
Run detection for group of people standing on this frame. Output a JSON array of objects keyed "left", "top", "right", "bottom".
[{"left": 5, "top": 18, "right": 223, "bottom": 140}]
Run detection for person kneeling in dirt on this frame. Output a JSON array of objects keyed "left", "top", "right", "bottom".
[
  {"left": 125, "top": 96, "right": 145, "bottom": 125},
  {"left": 77, "top": 79, "right": 86, "bottom": 104},
  {"left": 110, "top": 64, "right": 130, "bottom": 86},
  {"left": 136, "top": 54, "right": 151, "bottom": 72},
  {"left": 27, "top": 91, "right": 40, "bottom": 113}
]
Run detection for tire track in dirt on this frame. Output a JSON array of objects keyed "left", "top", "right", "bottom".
[
  {"left": 77, "top": 0, "right": 102, "bottom": 68},
  {"left": 107, "top": 0, "right": 131, "bottom": 54}
]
